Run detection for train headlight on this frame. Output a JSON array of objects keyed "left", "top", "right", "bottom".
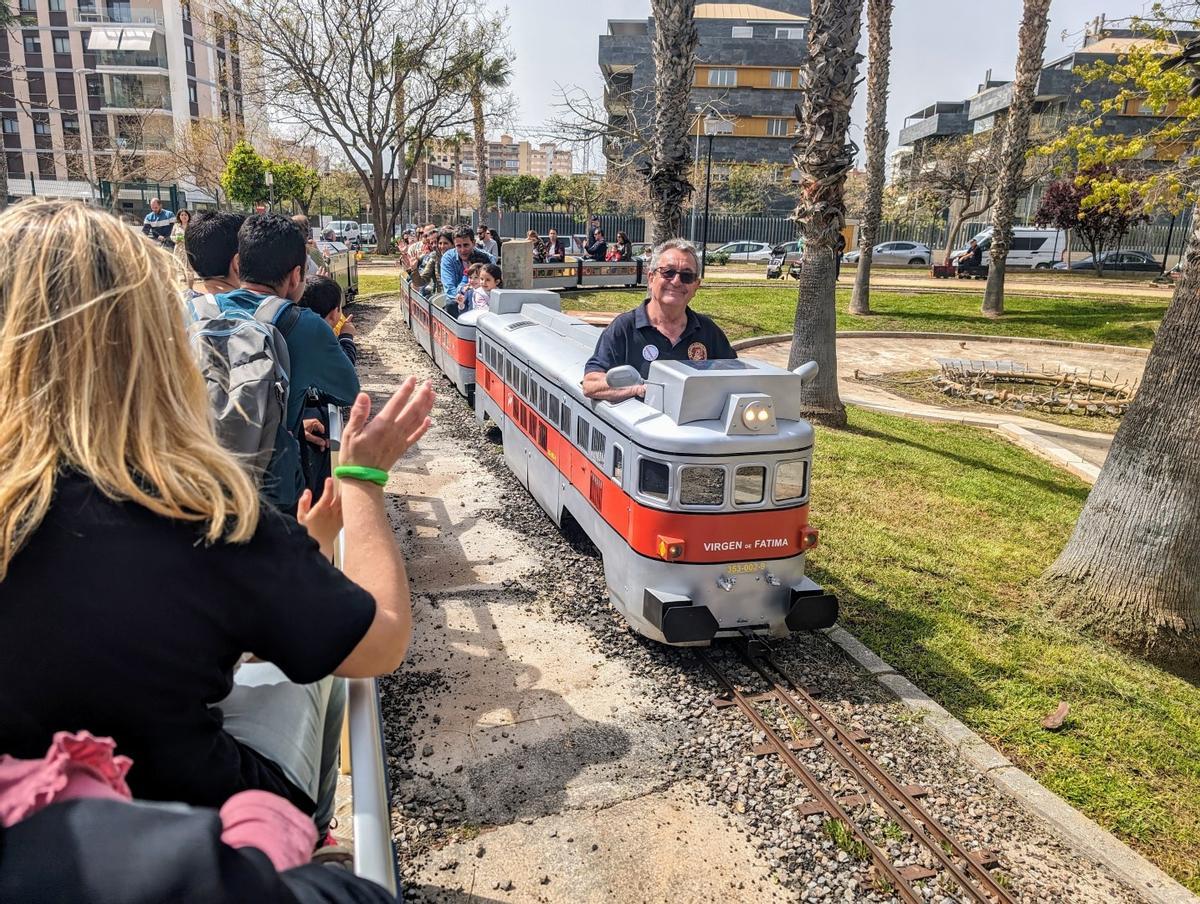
[
  {"left": 800, "top": 527, "right": 820, "bottom": 552},
  {"left": 656, "top": 535, "right": 685, "bottom": 561},
  {"left": 741, "top": 402, "right": 771, "bottom": 430}
]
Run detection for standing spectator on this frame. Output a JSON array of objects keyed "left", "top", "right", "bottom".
[
  {"left": 476, "top": 225, "right": 499, "bottom": 258},
  {"left": 526, "top": 229, "right": 546, "bottom": 263},
  {"left": 141, "top": 198, "right": 175, "bottom": 248},
  {"left": 586, "top": 229, "right": 608, "bottom": 262},
  {"left": 183, "top": 211, "right": 245, "bottom": 300},
  {"left": 213, "top": 214, "right": 361, "bottom": 512},
  {"left": 0, "top": 198, "right": 435, "bottom": 846},
  {"left": 544, "top": 228, "right": 566, "bottom": 263},
  {"left": 440, "top": 225, "right": 493, "bottom": 300},
  {"left": 614, "top": 230, "right": 633, "bottom": 262},
  {"left": 171, "top": 209, "right": 191, "bottom": 246},
  {"left": 586, "top": 214, "right": 601, "bottom": 247}
]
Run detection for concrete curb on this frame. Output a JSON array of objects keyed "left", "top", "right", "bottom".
[
  {"left": 731, "top": 331, "right": 1150, "bottom": 356},
  {"left": 822, "top": 625, "right": 1199, "bottom": 904}
]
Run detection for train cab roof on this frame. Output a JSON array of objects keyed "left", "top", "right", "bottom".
[{"left": 478, "top": 299, "right": 814, "bottom": 456}]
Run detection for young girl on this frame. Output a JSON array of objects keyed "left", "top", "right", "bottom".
[{"left": 471, "top": 263, "right": 503, "bottom": 312}]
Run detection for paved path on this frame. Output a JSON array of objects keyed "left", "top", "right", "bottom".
[{"left": 746, "top": 335, "right": 1148, "bottom": 482}]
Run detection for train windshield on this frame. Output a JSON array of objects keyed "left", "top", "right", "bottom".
[
  {"left": 734, "top": 466, "right": 766, "bottom": 505},
  {"left": 680, "top": 466, "right": 725, "bottom": 506},
  {"left": 639, "top": 459, "right": 670, "bottom": 501},
  {"left": 775, "top": 460, "right": 809, "bottom": 502}
]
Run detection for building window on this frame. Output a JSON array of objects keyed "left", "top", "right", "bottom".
[
  {"left": 766, "top": 118, "right": 791, "bottom": 137},
  {"left": 185, "top": 41, "right": 194, "bottom": 62},
  {"left": 770, "top": 69, "right": 794, "bottom": 88},
  {"left": 53, "top": 35, "right": 69, "bottom": 53},
  {"left": 37, "top": 152, "right": 55, "bottom": 179},
  {"left": 2, "top": 119, "right": 18, "bottom": 134},
  {"left": 775, "top": 27, "right": 804, "bottom": 39},
  {"left": 33, "top": 119, "right": 51, "bottom": 136},
  {"left": 181, "top": 0, "right": 190, "bottom": 19},
  {"left": 730, "top": 25, "right": 752, "bottom": 38},
  {"left": 19, "top": 0, "right": 36, "bottom": 12},
  {"left": 49, "top": 0, "right": 65, "bottom": 10},
  {"left": 707, "top": 68, "right": 736, "bottom": 88},
  {"left": 187, "top": 83, "right": 197, "bottom": 103},
  {"left": 23, "top": 34, "right": 41, "bottom": 53},
  {"left": 62, "top": 114, "right": 79, "bottom": 134}
]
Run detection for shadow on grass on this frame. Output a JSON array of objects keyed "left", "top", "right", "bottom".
[{"left": 843, "top": 423, "right": 1092, "bottom": 503}]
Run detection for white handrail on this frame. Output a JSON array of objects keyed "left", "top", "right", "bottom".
[{"left": 327, "top": 404, "right": 399, "bottom": 895}]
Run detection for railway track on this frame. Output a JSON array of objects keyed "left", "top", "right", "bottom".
[{"left": 699, "top": 645, "right": 1017, "bottom": 903}]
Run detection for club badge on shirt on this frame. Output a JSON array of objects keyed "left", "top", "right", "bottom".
[
  {"left": 642, "top": 345, "right": 660, "bottom": 362},
  {"left": 687, "top": 342, "right": 708, "bottom": 361}
]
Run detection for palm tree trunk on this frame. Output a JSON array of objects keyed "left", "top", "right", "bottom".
[
  {"left": 1042, "top": 207, "right": 1200, "bottom": 672},
  {"left": 981, "top": 0, "right": 1051, "bottom": 317},
  {"left": 849, "top": 0, "right": 893, "bottom": 316},
  {"left": 472, "top": 89, "right": 487, "bottom": 226},
  {"left": 787, "top": 0, "right": 865, "bottom": 428},
  {"left": 646, "top": 0, "right": 698, "bottom": 245}
]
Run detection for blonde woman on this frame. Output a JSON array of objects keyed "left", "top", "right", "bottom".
[{"left": 0, "top": 201, "right": 434, "bottom": 837}]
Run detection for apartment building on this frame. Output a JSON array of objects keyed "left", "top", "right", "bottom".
[
  {"left": 1, "top": 0, "right": 251, "bottom": 211},
  {"left": 428, "top": 134, "right": 574, "bottom": 180},
  {"left": 599, "top": 1, "right": 809, "bottom": 174}
]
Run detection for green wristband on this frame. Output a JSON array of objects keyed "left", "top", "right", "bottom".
[{"left": 333, "top": 465, "right": 389, "bottom": 487}]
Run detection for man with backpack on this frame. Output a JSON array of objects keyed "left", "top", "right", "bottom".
[
  {"left": 184, "top": 211, "right": 244, "bottom": 298},
  {"left": 191, "top": 214, "right": 361, "bottom": 513}
]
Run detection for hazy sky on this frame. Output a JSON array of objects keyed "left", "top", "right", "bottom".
[{"left": 479, "top": 0, "right": 1157, "bottom": 169}]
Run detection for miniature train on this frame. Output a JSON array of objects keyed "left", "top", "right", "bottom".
[{"left": 400, "top": 276, "right": 837, "bottom": 646}]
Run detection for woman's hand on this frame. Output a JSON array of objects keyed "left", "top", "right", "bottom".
[
  {"left": 340, "top": 381, "right": 434, "bottom": 475},
  {"left": 296, "top": 479, "right": 342, "bottom": 559}
]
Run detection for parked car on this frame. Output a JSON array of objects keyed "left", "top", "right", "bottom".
[
  {"left": 324, "top": 220, "right": 361, "bottom": 245},
  {"left": 842, "top": 241, "right": 931, "bottom": 266},
  {"left": 1053, "top": 250, "right": 1161, "bottom": 273},
  {"left": 706, "top": 240, "right": 775, "bottom": 263},
  {"left": 952, "top": 226, "right": 1067, "bottom": 269},
  {"left": 358, "top": 223, "right": 378, "bottom": 249},
  {"left": 772, "top": 240, "right": 804, "bottom": 264}
]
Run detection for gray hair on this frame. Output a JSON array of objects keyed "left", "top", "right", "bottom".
[{"left": 648, "top": 238, "right": 701, "bottom": 274}]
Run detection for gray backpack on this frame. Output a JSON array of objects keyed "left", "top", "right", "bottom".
[{"left": 185, "top": 292, "right": 302, "bottom": 481}]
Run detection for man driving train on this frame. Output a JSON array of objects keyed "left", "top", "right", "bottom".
[{"left": 582, "top": 238, "right": 736, "bottom": 402}]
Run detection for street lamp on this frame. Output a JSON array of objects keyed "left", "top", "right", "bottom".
[
  {"left": 700, "top": 116, "right": 733, "bottom": 278},
  {"left": 264, "top": 169, "right": 274, "bottom": 211}
]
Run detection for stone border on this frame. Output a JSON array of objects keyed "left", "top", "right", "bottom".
[
  {"left": 732, "top": 330, "right": 1150, "bottom": 356},
  {"left": 823, "top": 626, "right": 1198, "bottom": 904}
]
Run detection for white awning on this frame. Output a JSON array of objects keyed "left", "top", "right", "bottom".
[
  {"left": 119, "top": 28, "right": 154, "bottom": 51},
  {"left": 86, "top": 26, "right": 155, "bottom": 51},
  {"left": 86, "top": 28, "right": 121, "bottom": 50}
]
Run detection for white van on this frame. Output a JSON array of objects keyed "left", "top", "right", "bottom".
[
  {"left": 959, "top": 226, "right": 1067, "bottom": 269},
  {"left": 324, "top": 220, "right": 361, "bottom": 244}
]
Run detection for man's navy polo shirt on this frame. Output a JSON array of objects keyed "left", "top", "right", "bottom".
[{"left": 584, "top": 299, "right": 737, "bottom": 379}]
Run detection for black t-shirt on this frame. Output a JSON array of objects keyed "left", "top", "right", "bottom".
[
  {"left": 0, "top": 472, "right": 376, "bottom": 813},
  {"left": 584, "top": 300, "right": 738, "bottom": 379}
]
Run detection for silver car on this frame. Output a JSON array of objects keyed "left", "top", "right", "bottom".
[
  {"left": 709, "top": 240, "right": 775, "bottom": 263},
  {"left": 843, "top": 240, "right": 931, "bottom": 266}
]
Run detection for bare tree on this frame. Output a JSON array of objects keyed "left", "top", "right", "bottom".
[
  {"left": 162, "top": 117, "right": 240, "bottom": 209},
  {"left": 900, "top": 134, "right": 1000, "bottom": 265},
  {"left": 230, "top": 0, "right": 477, "bottom": 251},
  {"left": 787, "top": 0, "right": 865, "bottom": 428},
  {"left": 645, "top": 0, "right": 698, "bottom": 243},
  {"left": 849, "top": 0, "right": 893, "bottom": 316},
  {"left": 981, "top": 0, "right": 1052, "bottom": 316}
]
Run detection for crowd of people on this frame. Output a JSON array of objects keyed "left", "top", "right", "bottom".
[
  {"left": 0, "top": 199, "right": 433, "bottom": 902},
  {"left": 0, "top": 192, "right": 734, "bottom": 901}
]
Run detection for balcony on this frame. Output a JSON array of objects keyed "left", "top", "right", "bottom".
[
  {"left": 898, "top": 110, "right": 970, "bottom": 147},
  {"left": 75, "top": 8, "right": 165, "bottom": 27},
  {"left": 96, "top": 48, "right": 168, "bottom": 70},
  {"left": 101, "top": 74, "right": 172, "bottom": 111}
]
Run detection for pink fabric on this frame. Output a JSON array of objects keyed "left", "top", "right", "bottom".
[
  {"left": 0, "top": 731, "right": 132, "bottom": 828},
  {"left": 218, "top": 790, "right": 319, "bottom": 871}
]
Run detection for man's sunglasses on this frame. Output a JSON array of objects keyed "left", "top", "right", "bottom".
[{"left": 653, "top": 267, "right": 699, "bottom": 285}]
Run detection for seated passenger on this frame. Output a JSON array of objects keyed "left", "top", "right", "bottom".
[
  {"left": 215, "top": 214, "right": 362, "bottom": 512},
  {"left": 0, "top": 200, "right": 435, "bottom": 840},
  {"left": 585, "top": 229, "right": 608, "bottom": 262},
  {"left": 471, "top": 263, "right": 503, "bottom": 313},
  {"left": 526, "top": 229, "right": 546, "bottom": 263},
  {"left": 0, "top": 732, "right": 395, "bottom": 903},
  {"left": 614, "top": 230, "right": 634, "bottom": 262},
  {"left": 544, "top": 228, "right": 566, "bottom": 263},
  {"left": 957, "top": 239, "right": 983, "bottom": 268},
  {"left": 440, "top": 225, "right": 494, "bottom": 300},
  {"left": 446, "top": 262, "right": 484, "bottom": 317},
  {"left": 417, "top": 229, "right": 453, "bottom": 297},
  {"left": 476, "top": 225, "right": 499, "bottom": 258},
  {"left": 582, "top": 238, "right": 736, "bottom": 402},
  {"left": 184, "top": 210, "right": 246, "bottom": 300}
]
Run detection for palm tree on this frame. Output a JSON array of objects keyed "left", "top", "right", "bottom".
[
  {"left": 463, "top": 43, "right": 512, "bottom": 223},
  {"left": 646, "top": 0, "right": 698, "bottom": 244},
  {"left": 980, "top": 0, "right": 1052, "bottom": 317},
  {"left": 849, "top": 0, "right": 894, "bottom": 316},
  {"left": 787, "top": 0, "right": 866, "bottom": 428}
]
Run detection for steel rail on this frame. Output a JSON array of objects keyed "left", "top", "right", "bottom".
[
  {"left": 697, "top": 651, "right": 924, "bottom": 904},
  {"left": 329, "top": 404, "right": 400, "bottom": 895},
  {"left": 744, "top": 650, "right": 1016, "bottom": 904}
]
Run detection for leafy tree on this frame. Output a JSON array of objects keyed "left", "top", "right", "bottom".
[
  {"left": 1034, "top": 167, "right": 1148, "bottom": 277},
  {"left": 268, "top": 159, "right": 321, "bottom": 214},
  {"left": 512, "top": 174, "right": 541, "bottom": 210},
  {"left": 981, "top": 0, "right": 1053, "bottom": 317},
  {"left": 720, "top": 164, "right": 775, "bottom": 215},
  {"left": 220, "top": 141, "right": 269, "bottom": 208},
  {"left": 487, "top": 174, "right": 539, "bottom": 211},
  {"left": 564, "top": 174, "right": 607, "bottom": 219},
  {"left": 540, "top": 173, "right": 569, "bottom": 210},
  {"left": 850, "top": 0, "right": 894, "bottom": 316}
]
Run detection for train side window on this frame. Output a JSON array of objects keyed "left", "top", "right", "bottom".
[
  {"left": 590, "top": 426, "right": 606, "bottom": 462},
  {"left": 612, "top": 445, "right": 623, "bottom": 482},
  {"left": 734, "top": 465, "right": 766, "bottom": 505},
  {"left": 774, "top": 460, "right": 809, "bottom": 502},
  {"left": 520, "top": 372, "right": 528, "bottom": 398},
  {"left": 550, "top": 396, "right": 561, "bottom": 425},
  {"left": 560, "top": 404, "right": 571, "bottom": 436},
  {"left": 538, "top": 385, "right": 548, "bottom": 415},
  {"left": 576, "top": 417, "right": 589, "bottom": 450},
  {"left": 639, "top": 458, "right": 670, "bottom": 501},
  {"left": 680, "top": 466, "right": 726, "bottom": 506}
]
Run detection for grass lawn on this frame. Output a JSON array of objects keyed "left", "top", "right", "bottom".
[
  {"left": 566, "top": 286, "right": 1166, "bottom": 348},
  {"left": 357, "top": 272, "right": 400, "bottom": 297},
  {"left": 809, "top": 407, "right": 1199, "bottom": 891}
]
